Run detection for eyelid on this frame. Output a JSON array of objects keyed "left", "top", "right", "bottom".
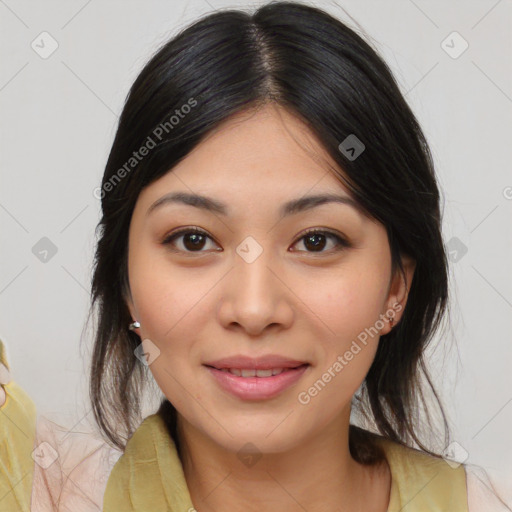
[
  {"left": 162, "top": 226, "right": 211, "bottom": 244},
  {"left": 291, "top": 227, "right": 351, "bottom": 252},
  {"left": 161, "top": 226, "right": 351, "bottom": 254},
  {"left": 161, "top": 226, "right": 219, "bottom": 252}
]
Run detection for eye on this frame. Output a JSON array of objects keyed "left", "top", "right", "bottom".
[
  {"left": 161, "top": 227, "right": 350, "bottom": 255},
  {"left": 161, "top": 227, "right": 220, "bottom": 253},
  {"left": 291, "top": 229, "right": 350, "bottom": 254}
]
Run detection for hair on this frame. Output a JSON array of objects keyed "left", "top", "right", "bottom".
[{"left": 89, "top": 0, "right": 451, "bottom": 465}]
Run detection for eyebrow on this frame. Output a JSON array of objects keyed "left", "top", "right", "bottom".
[{"left": 146, "top": 191, "right": 362, "bottom": 219}]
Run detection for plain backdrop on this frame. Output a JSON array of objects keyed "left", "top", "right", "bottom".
[{"left": 1, "top": 0, "right": 511, "bottom": 500}]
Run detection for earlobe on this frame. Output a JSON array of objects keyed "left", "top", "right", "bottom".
[
  {"left": 126, "top": 307, "right": 141, "bottom": 333},
  {"left": 129, "top": 320, "right": 141, "bottom": 331},
  {"left": 123, "top": 290, "right": 141, "bottom": 332}
]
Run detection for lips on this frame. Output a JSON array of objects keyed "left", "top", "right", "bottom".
[
  {"left": 203, "top": 354, "right": 310, "bottom": 400},
  {"left": 205, "top": 364, "right": 309, "bottom": 400}
]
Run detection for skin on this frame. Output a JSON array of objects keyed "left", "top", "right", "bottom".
[{"left": 125, "top": 103, "right": 415, "bottom": 512}]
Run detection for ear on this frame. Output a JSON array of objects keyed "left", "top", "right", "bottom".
[
  {"left": 123, "top": 285, "right": 141, "bottom": 334},
  {"left": 381, "top": 254, "right": 416, "bottom": 335}
]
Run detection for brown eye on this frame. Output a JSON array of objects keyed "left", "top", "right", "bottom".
[
  {"left": 162, "top": 227, "right": 219, "bottom": 253},
  {"left": 161, "top": 227, "right": 349, "bottom": 255},
  {"left": 292, "top": 229, "right": 349, "bottom": 253}
]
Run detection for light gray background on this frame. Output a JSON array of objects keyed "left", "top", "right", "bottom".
[{"left": 1, "top": 0, "right": 511, "bottom": 500}]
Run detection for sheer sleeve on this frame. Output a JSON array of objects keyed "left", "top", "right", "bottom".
[
  {"left": 30, "top": 414, "right": 122, "bottom": 511},
  {"left": 465, "top": 464, "right": 512, "bottom": 512},
  {"left": 0, "top": 338, "right": 122, "bottom": 511}
]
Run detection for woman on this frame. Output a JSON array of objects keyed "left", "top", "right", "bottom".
[{"left": 0, "top": 1, "right": 508, "bottom": 510}]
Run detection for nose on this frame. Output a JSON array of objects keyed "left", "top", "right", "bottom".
[{"left": 216, "top": 247, "right": 294, "bottom": 337}]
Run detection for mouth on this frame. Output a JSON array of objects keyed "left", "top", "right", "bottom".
[
  {"left": 204, "top": 365, "right": 308, "bottom": 377},
  {"left": 203, "top": 354, "right": 309, "bottom": 371},
  {"left": 203, "top": 361, "right": 310, "bottom": 401}
]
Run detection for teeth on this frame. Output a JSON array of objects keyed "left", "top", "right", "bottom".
[
  {"left": 221, "top": 368, "right": 289, "bottom": 377},
  {"left": 255, "top": 369, "right": 273, "bottom": 377}
]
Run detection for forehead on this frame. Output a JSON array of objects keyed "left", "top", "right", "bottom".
[{"left": 141, "top": 103, "right": 351, "bottom": 204}]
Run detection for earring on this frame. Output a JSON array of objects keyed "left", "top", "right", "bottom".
[
  {"left": 388, "top": 316, "right": 394, "bottom": 329},
  {"left": 129, "top": 320, "right": 140, "bottom": 331}
]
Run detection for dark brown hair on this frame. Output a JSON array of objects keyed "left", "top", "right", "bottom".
[{"left": 89, "top": 1, "right": 451, "bottom": 466}]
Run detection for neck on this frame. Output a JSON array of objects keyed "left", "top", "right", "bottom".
[{"left": 176, "top": 410, "right": 389, "bottom": 512}]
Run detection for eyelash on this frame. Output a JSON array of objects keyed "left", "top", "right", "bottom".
[{"left": 161, "top": 226, "right": 350, "bottom": 255}]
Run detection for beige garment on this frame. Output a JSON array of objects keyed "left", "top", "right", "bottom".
[
  {"left": 13, "top": 410, "right": 512, "bottom": 511},
  {"left": 0, "top": 384, "right": 509, "bottom": 511},
  {"left": 0, "top": 343, "right": 508, "bottom": 512}
]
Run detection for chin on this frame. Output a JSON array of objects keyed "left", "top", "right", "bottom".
[{"left": 202, "top": 420, "right": 304, "bottom": 456}]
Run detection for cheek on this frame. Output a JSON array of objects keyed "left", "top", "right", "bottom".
[
  {"left": 129, "top": 263, "right": 212, "bottom": 408},
  {"left": 128, "top": 257, "right": 219, "bottom": 410},
  {"left": 293, "top": 264, "right": 389, "bottom": 402},
  {"left": 300, "top": 266, "right": 389, "bottom": 342},
  {"left": 295, "top": 274, "right": 386, "bottom": 418},
  {"left": 128, "top": 237, "right": 209, "bottom": 338}
]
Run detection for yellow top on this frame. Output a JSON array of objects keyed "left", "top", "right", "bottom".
[
  {"left": 103, "top": 413, "right": 469, "bottom": 511},
  {"left": 0, "top": 367, "right": 37, "bottom": 512}
]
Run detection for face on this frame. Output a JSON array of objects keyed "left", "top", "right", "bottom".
[{"left": 126, "top": 104, "right": 413, "bottom": 455}]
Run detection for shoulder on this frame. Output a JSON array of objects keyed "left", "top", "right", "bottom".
[
  {"left": 374, "top": 435, "right": 468, "bottom": 480},
  {"left": 372, "top": 437, "right": 469, "bottom": 511},
  {"left": 119, "top": 412, "right": 166, "bottom": 460},
  {"left": 104, "top": 413, "right": 157, "bottom": 499},
  {"left": 31, "top": 413, "right": 122, "bottom": 511},
  {"left": 0, "top": 338, "right": 124, "bottom": 511},
  {"left": 103, "top": 413, "right": 183, "bottom": 510},
  {"left": 107, "top": 412, "right": 167, "bottom": 484},
  {"left": 0, "top": 340, "right": 37, "bottom": 512},
  {"left": 465, "top": 463, "right": 512, "bottom": 512},
  {"left": 0, "top": 381, "right": 37, "bottom": 511}
]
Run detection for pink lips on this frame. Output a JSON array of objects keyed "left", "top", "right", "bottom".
[{"left": 203, "top": 354, "right": 310, "bottom": 400}]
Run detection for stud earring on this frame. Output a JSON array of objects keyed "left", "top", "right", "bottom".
[
  {"left": 388, "top": 316, "right": 394, "bottom": 329},
  {"left": 129, "top": 320, "right": 140, "bottom": 331}
]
